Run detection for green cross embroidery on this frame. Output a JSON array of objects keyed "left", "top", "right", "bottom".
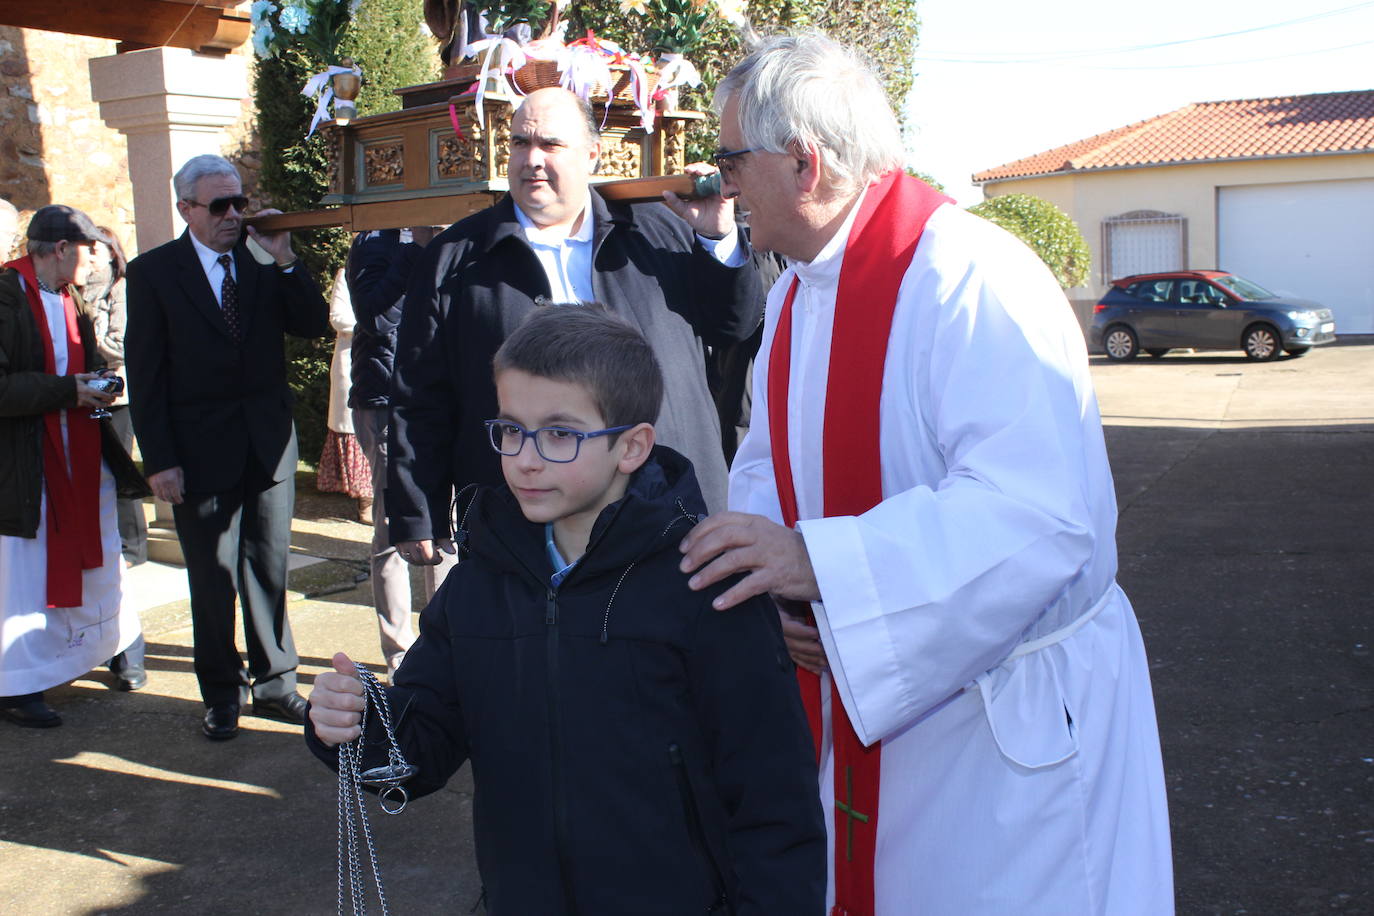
[{"left": 834, "top": 765, "right": 871, "bottom": 862}]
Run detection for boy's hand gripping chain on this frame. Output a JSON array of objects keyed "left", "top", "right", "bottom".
[{"left": 338, "top": 663, "right": 417, "bottom": 916}]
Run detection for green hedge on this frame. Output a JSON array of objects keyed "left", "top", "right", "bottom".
[{"left": 969, "top": 193, "right": 1091, "bottom": 290}]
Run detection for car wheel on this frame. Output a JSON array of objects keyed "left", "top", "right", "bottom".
[
  {"left": 1243, "top": 324, "right": 1281, "bottom": 361},
  {"left": 1104, "top": 325, "right": 1138, "bottom": 361},
  {"left": 1284, "top": 347, "right": 1310, "bottom": 358},
  {"left": 1146, "top": 348, "right": 1170, "bottom": 358}
]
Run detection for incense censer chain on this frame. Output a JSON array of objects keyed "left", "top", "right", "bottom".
[{"left": 338, "top": 663, "right": 417, "bottom": 916}]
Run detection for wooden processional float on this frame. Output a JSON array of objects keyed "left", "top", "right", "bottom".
[{"left": 247, "top": 72, "right": 719, "bottom": 234}]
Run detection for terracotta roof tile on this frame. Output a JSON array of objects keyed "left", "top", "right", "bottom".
[{"left": 972, "top": 89, "right": 1374, "bottom": 183}]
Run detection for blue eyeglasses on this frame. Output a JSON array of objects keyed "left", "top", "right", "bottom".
[{"left": 485, "top": 419, "right": 633, "bottom": 463}]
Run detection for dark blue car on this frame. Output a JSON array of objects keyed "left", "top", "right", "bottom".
[{"left": 1091, "top": 271, "right": 1337, "bottom": 361}]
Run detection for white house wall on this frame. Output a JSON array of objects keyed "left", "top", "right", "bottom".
[{"left": 981, "top": 152, "right": 1374, "bottom": 331}]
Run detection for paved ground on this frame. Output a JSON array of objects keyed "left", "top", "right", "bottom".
[
  {"left": 1, "top": 340, "right": 1370, "bottom": 915},
  {"left": 1091, "top": 341, "right": 1374, "bottom": 914}
]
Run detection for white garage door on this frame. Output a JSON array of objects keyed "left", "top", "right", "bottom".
[{"left": 1218, "top": 178, "right": 1374, "bottom": 333}]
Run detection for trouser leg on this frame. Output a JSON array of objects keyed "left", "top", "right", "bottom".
[
  {"left": 174, "top": 488, "right": 250, "bottom": 707},
  {"left": 110, "top": 633, "right": 146, "bottom": 673},
  {"left": 354, "top": 407, "right": 415, "bottom": 672},
  {"left": 0, "top": 692, "right": 43, "bottom": 708},
  {"left": 109, "top": 407, "right": 148, "bottom": 566},
  {"left": 423, "top": 551, "right": 458, "bottom": 600},
  {"left": 237, "top": 455, "right": 299, "bottom": 703}
]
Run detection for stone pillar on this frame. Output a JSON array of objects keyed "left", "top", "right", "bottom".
[{"left": 88, "top": 47, "right": 246, "bottom": 253}]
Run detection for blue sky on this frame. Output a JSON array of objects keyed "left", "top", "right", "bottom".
[{"left": 903, "top": 0, "right": 1374, "bottom": 204}]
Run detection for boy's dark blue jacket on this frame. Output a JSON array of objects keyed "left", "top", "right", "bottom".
[{"left": 307, "top": 446, "right": 826, "bottom": 915}]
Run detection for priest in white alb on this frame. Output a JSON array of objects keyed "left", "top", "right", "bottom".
[{"left": 678, "top": 33, "right": 1174, "bottom": 915}]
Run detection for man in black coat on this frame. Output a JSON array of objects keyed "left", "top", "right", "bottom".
[
  {"left": 125, "top": 154, "right": 330, "bottom": 741},
  {"left": 389, "top": 87, "right": 762, "bottom": 569}
]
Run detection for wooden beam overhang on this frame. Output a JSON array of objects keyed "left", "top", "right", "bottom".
[{"left": 0, "top": 0, "right": 251, "bottom": 54}]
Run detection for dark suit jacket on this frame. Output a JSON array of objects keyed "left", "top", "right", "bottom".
[
  {"left": 387, "top": 191, "right": 762, "bottom": 543},
  {"left": 124, "top": 232, "right": 329, "bottom": 495}
]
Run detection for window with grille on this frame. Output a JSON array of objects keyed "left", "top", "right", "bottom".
[{"left": 1101, "top": 211, "right": 1187, "bottom": 283}]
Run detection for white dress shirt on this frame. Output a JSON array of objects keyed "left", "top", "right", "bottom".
[
  {"left": 188, "top": 232, "right": 236, "bottom": 308},
  {"left": 512, "top": 201, "right": 745, "bottom": 304}
]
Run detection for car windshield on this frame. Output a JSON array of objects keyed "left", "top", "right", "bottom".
[{"left": 1215, "top": 274, "right": 1276, "bottom": 300}]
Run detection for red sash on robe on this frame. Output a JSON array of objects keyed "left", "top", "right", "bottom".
[
  {"left": 766, "top": 172, "right": 953, "bottom": 915},
  {"left": 6, "top": 256, "right": 104, "bottom": 608}
]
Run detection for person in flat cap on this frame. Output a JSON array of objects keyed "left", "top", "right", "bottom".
[{"left": 0, "top": 204, "right": 151, "bottom": 728}]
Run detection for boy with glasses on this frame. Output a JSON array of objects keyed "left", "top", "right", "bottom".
[{"left": 307, "top": 305, "right": 824, "bottom": 915}]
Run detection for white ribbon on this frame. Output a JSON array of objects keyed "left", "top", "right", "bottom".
[
  {"left": 301, "top": 64, "right": 360, "bottom": 137},
  {"left": 655, "top": 53, "right": 701, "bottom": 91},
  {"left": 623, "top": 56, "right": 654, "bottom": 132},
  {"left": 467, "top": 36, "right": 529, "bottom": 127},
  {"left": 560, "top": 45, "right": 614, "bottom": 106}
]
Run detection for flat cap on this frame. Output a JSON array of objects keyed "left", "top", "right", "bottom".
[{"left": 27, "top": 205, "right": 104, "bottom": 243}]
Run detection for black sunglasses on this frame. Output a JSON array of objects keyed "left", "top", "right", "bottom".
[
  {"left": 184, "top": 195, "right": 250, "bottom": 217},
  {"left": 712, "top": 147, "right": 758, "bottom": 166}
]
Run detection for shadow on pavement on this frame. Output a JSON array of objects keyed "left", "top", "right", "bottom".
[{"left": 1105, "top": 421, "right": 1374, "bottom": 914}]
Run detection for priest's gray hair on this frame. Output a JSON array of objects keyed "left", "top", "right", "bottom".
[
  {"left": 173, "top": 154, "right": 241, "bottom": 202},
  {"left": 714, "top": 32, "right": 904, "bottom": 193}
]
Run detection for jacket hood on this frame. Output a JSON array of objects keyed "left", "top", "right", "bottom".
[{"left": 458, "top": 444, "right": 707, "bottom": 587}]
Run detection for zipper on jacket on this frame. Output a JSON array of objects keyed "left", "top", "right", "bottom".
[
  {"left": 668, "top": 743, "right": 731, "bottom": 914},
  {"left": 546, "top": 588, "right": 579, "bottom": 914}
]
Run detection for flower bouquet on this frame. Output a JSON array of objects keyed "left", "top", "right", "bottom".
[{"left": 250, "top": 0, "right": 365, "bottom": 134}]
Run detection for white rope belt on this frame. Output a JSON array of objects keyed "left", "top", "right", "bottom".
[{"left": 1005, "top": 582, "right": 1120, "bottom": 662}]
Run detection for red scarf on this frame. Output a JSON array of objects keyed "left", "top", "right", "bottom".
[
  {"left": 766, "top": 172, "right": 952, "bottom": 915},
  {"left": 6, "top": 256, "right": 104, "bottom": 608}
]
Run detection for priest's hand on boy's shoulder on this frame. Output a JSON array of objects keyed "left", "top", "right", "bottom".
[
  {"left": 679, "top": 511, "right": 821, "bottom": 611},
  {"left": 308, "top": 652, "right": 366, "bottom": 748}
]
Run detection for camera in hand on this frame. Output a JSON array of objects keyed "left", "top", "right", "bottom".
[{"left": 87, "top": 375, "right": 124, "bottom": 420}]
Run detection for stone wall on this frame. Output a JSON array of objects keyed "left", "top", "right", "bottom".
[{"left": 0, "top": 26, "right": 262, "bottom": 261}]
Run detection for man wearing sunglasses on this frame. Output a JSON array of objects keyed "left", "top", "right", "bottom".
[{"left": 125, "top": 154, "right": 330, "bottom": 741}]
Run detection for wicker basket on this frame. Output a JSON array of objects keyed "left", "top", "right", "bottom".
[{"left": 509, "top": 60, "right": 657, "bottom": 104}]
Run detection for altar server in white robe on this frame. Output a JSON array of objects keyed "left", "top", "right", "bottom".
[{"left": 677, "top": 33, "right": 1174, "bottom": 915}]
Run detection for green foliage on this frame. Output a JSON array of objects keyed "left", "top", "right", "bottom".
[
  {"left": 969, "top": 193, "right": 1091, "bottom": 289},
  {"left": 253, "top": 0, "right": 437, "bottom": 465},
  {"left": 569, "top": 0, "right": 919, "bottom": 162}
]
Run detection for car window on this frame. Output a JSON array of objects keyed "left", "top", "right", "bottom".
[
  {"left": 1216, "top": 274, "right": 1276, "bottom": 300},
  {"left": 1178, "top": 279, "right": 1224, "bottom": 305},
  {"left": 1125, "top": 279, "right": 1174, "bottom": 303}
]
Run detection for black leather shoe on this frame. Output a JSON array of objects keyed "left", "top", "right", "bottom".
[
  {"left": 113, "top": 666, "right": 148, "bottom": 691},
  {"left": 202, "top": 703, "right": 240, "bottom": 740},
  {"left": 2, "top": 699, "right": 62, "bottom": 728},
  {"left": 252, "top": 692, "right": 308, "bottom": 725}
]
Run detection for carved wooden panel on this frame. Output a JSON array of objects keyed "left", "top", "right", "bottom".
[
  {"left": 491, "top": 118, "right": 512, "bottom": 179},
  {"left": 599, "top": 132, "right": 642, "bottom": 179},
  {"left": 323, "top": 127, "right": 343, "bottom": 194},
  {"left": 662, "top": 122, "right": 687, "bottom": 175},
  {"left": 437, "top": 125, "right": 485, "bottom": 182},
  {"left": 362, "top": 140, "right": 404, "bottom": 187}
]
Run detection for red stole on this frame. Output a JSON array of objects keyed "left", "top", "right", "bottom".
[
  {"left": 6, "top": 257, "right": 104, "bottom": 608},
  {"left": 766, "top": 172, "right": 952, "bottom": 915}
]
